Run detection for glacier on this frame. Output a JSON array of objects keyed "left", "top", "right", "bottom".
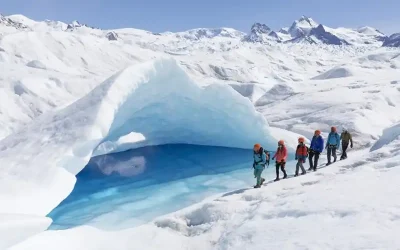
[
  {"left": 0, "top": 58, "right": 282, "bottom": 220},
  {"left": 2, "top": 12, "right": 400, "bottom": 250}
]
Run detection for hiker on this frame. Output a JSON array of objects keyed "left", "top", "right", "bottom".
[
  {"left": 295, "top": 137, "right": 308, "bottom": 176},
  {"left": 326, "top": 126, "right": 341, "bottom": 165},
  {"left": 272, "top": 140, "right": 288, "bottom": 181},
  {"left": 340, "top": 127, "right": 353, "bottom": 160},
  {"left": 308, "top": 130, "right": 324, "bottom": 171},
  {"left": 253, "top": 144, "right": 266, "bottom": 188}
]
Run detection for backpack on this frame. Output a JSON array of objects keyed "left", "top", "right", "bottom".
[
  {"left": 254, "top": 147, "right": 270, "bottom": 166},
  {"left": 297, "top": 144, "right": 309, "bottom": 157}
]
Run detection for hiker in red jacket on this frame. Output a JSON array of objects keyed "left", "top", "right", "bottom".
[
  {"left": 272, "top": 140, "right": 288, "bottom": 181},
  {"left": 295, "top": 137, "right": 308, "bottom": 176}
]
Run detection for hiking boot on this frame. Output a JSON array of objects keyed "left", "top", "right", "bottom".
[
  {"left": 283, "top": 175, "right": 288, "bottom": 179},
  {"left": 308, "top": 167, "right": 312, "bottom": 171},
  {"left": 301, "top": 172, "right": 306, "bottom": 175},
  {"left": 274, "top": 178, "right": 280, "bottom": 182},
  {"left": 254, "top": 185, "right": 261, "bottom": 188},
  {"left": 294, "top": 173, "right": 299, "bottom": 177}
]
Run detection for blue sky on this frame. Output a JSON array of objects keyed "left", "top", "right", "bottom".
[{"left": 1, "top": 0, "right": 399, "bottom": 34}]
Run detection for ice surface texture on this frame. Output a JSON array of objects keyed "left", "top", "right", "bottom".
[{"left": 0, "top": 58, "right": 278, "bottom": 217}]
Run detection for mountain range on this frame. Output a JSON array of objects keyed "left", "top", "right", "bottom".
[{"left": 1, "top": 14, "right": 399, "bottom": 47}]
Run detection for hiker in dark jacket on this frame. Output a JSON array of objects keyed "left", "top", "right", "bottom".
[
  {"left": 308, "top": 130, "right": 324, "bottom": 171},
  {"left": 340, "top": 127, "right": 353, "bottom": 160}
]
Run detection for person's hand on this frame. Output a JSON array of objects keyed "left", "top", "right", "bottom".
[
  {"left": 302, "top": 159, "right": 306, "bottom": 163},
  {"left": 272, "top": 157, "right": 275, "bottom": 161},
  {"left": 281, "top": 159, "right": 284, "bottom": 163}
]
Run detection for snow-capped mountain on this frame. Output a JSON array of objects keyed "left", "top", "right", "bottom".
[
  {"left": 288, "top": 15, "right": 319, "bottom": 38},
  {"left": 307, "top": 24, "right": 350, "bottom": 45},
  {"left": 173, "top": 27, "right": 245, "bottom": 40},
  {"left": 0, "top": 14, "right": 29, "bottom": 31},
  {"left": 382, "top": 33, "right": 400, "bottom": 47},
  {"left": 357, "top": 26, "right": 385, "bottom": 36},
  {"left": 244, "top": 16, "right": 392, "bottom": 46},
  {"left": 245, "top": 23, "right": 284, "bottom": 42},
  {"left": 65, "top": 20, "right": 97, "bottom": 31},
  {"left": 1, "top": 13, "right": 400, "bottom": 250},
  {"left": 1, "top": 13, "right": 397, "bottom": 47}
]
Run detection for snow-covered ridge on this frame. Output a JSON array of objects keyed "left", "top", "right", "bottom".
[
  {"left": 0, "top": 58, "right": 278, "bottom": 217},
  {"left": 0, "top": 14, "right": 30, "bottom": 31},
  {"left": 173, "top": 28, "right": 245, "bottom": 40},
  {"left": 3, "top": 13, "right": 400, "bottom": 47},
  {"left": 383, "top": 33, "right": 400, "bottom": 47}
]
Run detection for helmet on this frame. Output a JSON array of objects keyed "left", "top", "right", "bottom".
[
  {"left": 278, "top": 140, "right": 285, "bottom": 146},
  {"left": 331, "top": 126, "right": 337, "bottom": 132},
  {"left": 253, "top": 143, "right": 261, "bottom": 150},
  {"left": 314, "top": 130, "right": 321, "bottom": 135},
  {"left": 342, "top": 126, "right": 347, "bottom": 132},
  {"left": 298, "top": 137, "right": 305, "bottom": 143}
]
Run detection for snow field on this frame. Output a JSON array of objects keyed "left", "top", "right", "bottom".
[{"left": 0, "top": 214, "right": 51, "bottom": 250}]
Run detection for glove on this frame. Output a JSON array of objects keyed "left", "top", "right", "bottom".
[
  {"left": 295, "top": 157, "right": 298, "bottom": 160},
  {"left": 281, "top": 159, "right": 284, "bottom": 163},
  {"left": 302, "top": 159, "right": 306, "bottom": 163},
  {"left": 272, "top": 157, "right": 275, "bottom": 161},
  {"left": 252, "top": 163, "right": 255, "bottom": 169}
]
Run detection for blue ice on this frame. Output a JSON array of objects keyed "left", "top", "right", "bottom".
[{"left": 48, "top": 144, "right": 291, "bottom": 230}]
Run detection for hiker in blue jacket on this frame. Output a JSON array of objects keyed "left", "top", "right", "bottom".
[
  {"left": 308, "top": 130, "right": 324, "bottom": 171},
  {"left": 326, "top": 126, "right": 341, "bottom": 165},
  {"left": 253, "top": 144, "right": 266, "bottom": 188}
]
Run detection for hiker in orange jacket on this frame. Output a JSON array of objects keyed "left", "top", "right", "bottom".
[
  {"left": 295, "top": 137, "right": 308, "bottom": 176},
  {"left": 272, "top": 140, "right": 288, "bottom": 181}
]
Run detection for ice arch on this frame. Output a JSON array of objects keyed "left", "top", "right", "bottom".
[
  {"left": 0, "top": 58, "right": 280, "bottom": 217},
  {"left": 93, "top": 59, "right": 275, "bottom": 156}
]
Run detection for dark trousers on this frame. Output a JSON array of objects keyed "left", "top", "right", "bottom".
[
  {"left": 327, "top": 145, "right": 337, "bottom": 163},
  {"left": 341, "top": 143, "right": 349, "bottom": 159},
  {"left": 275, "top": 162, "right": 287, "bottom": 179},
  {"left": 308, "top": 150, "right": 320, "bottom": 170}
]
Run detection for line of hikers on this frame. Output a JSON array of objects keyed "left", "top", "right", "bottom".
[{"left": 252, "top": 126, "right": 353, "bottom": 188}]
